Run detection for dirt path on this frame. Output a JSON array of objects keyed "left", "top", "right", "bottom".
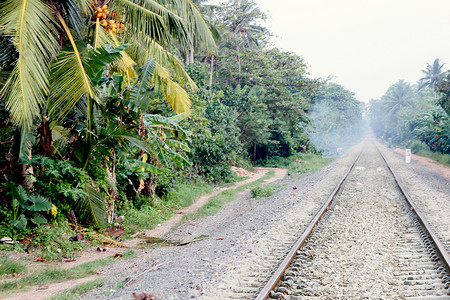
[
  {"left": 125, "top": 167, "right": 287, "bottom": 246},
  {"left": 394, "top": 148, "right": 450, "bottom": 180},
  {"left": 2, "top": 167, "right": 286, "bottom": 300}
]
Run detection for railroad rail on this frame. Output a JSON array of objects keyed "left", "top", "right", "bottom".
[{"left": 252, "top": 143, "right": 450, "bottom": 299}]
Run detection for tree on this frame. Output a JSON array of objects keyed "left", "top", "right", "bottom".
[
  {"left": 382, "top": 80, "right": 415, "bottom": 118},
  {"left": 0, "top": 0, "right": 216, "bottom": 225},
  {"left": 310, "top": 82, "right": 363, "bottom": 154},
  {"left": 0, "top": 0, "right": 216, "bottom": 129},
  {"left": 418, "top": 58, "right": 446, "bottom": 91}
]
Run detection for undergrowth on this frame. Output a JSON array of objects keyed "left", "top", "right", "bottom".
[
  {"left": 257, "top": 153, "right": 333, "bottom": 174},
  {"left": 0, "top": 250, "right": 134, "bottom": 295},
  {"left": 250, "top": 186, "right": 274, "bottom": 198},
  {"left": 48, "top": 278, "right": 104, "bottom": 300}
]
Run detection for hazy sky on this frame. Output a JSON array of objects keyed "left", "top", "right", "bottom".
[{"left": 233, "top": 0, "right": 450, "bottom": 103}]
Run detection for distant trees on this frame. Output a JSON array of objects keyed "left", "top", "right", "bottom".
[
  {"left": 369, "top": 59, "right": 449, "bottom": 154},
  {"left": 309, "top": 83, "right": 364, "bottom": 154},
  {"left": 418, "top": 58, "right": 446, "bottom": 91}
]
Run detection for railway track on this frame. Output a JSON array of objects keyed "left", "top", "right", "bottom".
[{"left": 232, "top": 142, "right": 450, "bottom": 299}]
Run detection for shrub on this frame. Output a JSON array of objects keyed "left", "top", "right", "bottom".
[{"left": 251, "top": 186, "right": 274, "bottom": 198}]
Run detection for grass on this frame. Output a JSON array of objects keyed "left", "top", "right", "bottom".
[
  {"left": 180, "top": 170, "right": 276, "bottom": 222},
  {"left": 0, "top": 250, "right": 135, "bottom": 295},
  {"left": 48, "top": 278, "right": 104, "bottom": 300},
  {"left": 414, "top": 150, "right": 450, "bottom": 166},
  {"left": 121, "top": 182, "right": 214, "bottom": 236},
  {"left": 256, "top": 153, "right": 333, "bottom": 174},
  {"left": 180, "top": 153, "right": 333, "bottom": 223},
  {"left": 250, "top": 186, "right": 274, "bottom": 198},
  {"left": 0, "top": 258, "right": 26, "bottom": 276}
]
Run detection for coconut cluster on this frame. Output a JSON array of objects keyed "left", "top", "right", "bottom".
[{"left": 93, "top": 4, "right": 124, "bottom": 33}]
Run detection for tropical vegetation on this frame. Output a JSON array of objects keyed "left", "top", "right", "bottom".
[
  {"left": 0, "top": 0, "right": 364, "bottom": 241},
  {"left": 369, "top": 59, "right": 450, "bottom": 155}
]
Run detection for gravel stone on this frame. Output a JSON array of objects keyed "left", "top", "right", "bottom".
[{"left": 79, "top": 140, "right": 449, "bottom": 299}]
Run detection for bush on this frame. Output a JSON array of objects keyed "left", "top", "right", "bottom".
[
  {"left": 251, "top": 186, "right": 274, "bottom": 198},
  {"left": 409, "top": 141, "right": 428, "bottom": 154}
]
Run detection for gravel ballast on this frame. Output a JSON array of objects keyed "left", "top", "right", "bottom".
[{"left": 79, "top": 139, "right": 449, "bottom": 299}]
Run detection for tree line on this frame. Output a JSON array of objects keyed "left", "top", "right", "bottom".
[
  {"left": 369, "top": 58, "right": 450, "bottom": 154},
  {"left": 0, "top": 0, "right": 363, "bottom": 233}
]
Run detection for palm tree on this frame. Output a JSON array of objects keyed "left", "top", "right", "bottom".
[
  {"left": 418, "top": 58, "right": 446, "bottom": 91},
  {"left": 215, "top": 0, "right": 267, "bottom": 84},
  {"left": 0, "top": 0, "right": 216, "bottom": 129},
  {"left": 0, "top": 0, "right": 216, "bottom": 224},
  {"left": 382, "top": 80, "right": 415, "bottom": 119}
]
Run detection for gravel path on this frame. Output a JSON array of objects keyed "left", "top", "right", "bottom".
[{"left": 79, "top": 139, "right": 449, "bottom": 300}]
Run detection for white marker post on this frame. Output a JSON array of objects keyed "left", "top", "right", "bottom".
[{"left": 405, "top": 149, "right": 411, "bottom": 163}]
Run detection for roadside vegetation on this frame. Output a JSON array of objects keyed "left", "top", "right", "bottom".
[
  {"left": 369, "top": 58, "right": 450, "bottom": 158},
  {"left": 0, "top": 0, "right": 361, "bottom": 273}
]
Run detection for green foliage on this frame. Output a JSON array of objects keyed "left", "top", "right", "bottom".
[
  {"left": 409, "top": 141, "right": 429, "bottom": 154},
  {"left": 370, "top": 60, "right": 449, "bottom": 155},
  {"left": 414, "top": 110, "right": 450, "bottom": 153},
  {"left": 2, "top": 185, "right": 53, "bottom": 235},
  {"left": 250, "top": 186, "right": 273, "bottom": 198},
  {"left": 29, "top": 222, "right": 87, "bottom": 261},
  {"left": 48, "top": 279, "right": 104, "bottom": 300},
  {"left": 27, "top": 156, "right": 104, "bottom": 224},
  {"left": 0, "top": 258, "right": 26, "bottom": 276}
]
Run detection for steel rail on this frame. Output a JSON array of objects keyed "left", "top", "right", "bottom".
[
  {"left": 376, "top": 144, "right": 450, "bottom": 274},
  {"left": 254, "top": 150, "right": 362, "bottom": 300}
]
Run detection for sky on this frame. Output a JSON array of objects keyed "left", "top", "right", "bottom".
[{"left": 221, "top": 0, "right": 450, "bottom": 103}]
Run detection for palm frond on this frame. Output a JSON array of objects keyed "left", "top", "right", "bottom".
[
  {"left": 129, "top": 59, "right": 157, "bottom": 110},
  {"left": 51, "top": 124, "right": 70, "bottom": 148},
  {"left": 84, "top": 44, "right": 128, "bottom": 86},
  {"left": 109, "top": 33, "right": 137, "bottom": 80},
  {"left": 48, "top": 48, "right": 93, "bottom": 120},
  {"left": 153, "top": 62, "right": 191, "bottom": 114},
  {"left": 161, "top": 0, "right": 216, "bottom": 53},
  {"left": 78, "top": 183, "right": 106, "bottom": 225},
  {"left": 114, "top": 0, "right": 188, "bottom": 46},
  {"left": 126, "top": 36, "right": 196, "bottom": 89},
  {"left": 0, "top": 0, "right": 59, "bottom": 128},
  {"left": 0, "top": 34, "right": 17, "bottom": 70},
  {"left": 58, "top": 0, "right": 87, "bottom": 39},
  {"left": 48, "top": 12, "right": 95, "bottom": 122},
  {"left": 0, "top": 71, "right": 11, "bottom": 89},
  {"left": 19, "top": 126, "right": 35, "bottom": 161}
]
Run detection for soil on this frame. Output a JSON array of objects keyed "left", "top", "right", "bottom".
[
  {"left": 1, "top": 167, "right": 286, "bottom": 300},
  {"left": 2, "top": 142, "right": 448, "bottom": 300},
  {"left": 394, "top": 148, "right": 450, "bottom": 180}
]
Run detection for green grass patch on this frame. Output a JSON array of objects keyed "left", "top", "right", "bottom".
[
  {"left": 256, "top": 153, "right": 333, "bottom": 174},
  {"left": 0, "top": 258, "right": 26, "bottom": 276},
  {"left": 0, "top": 250, "right": 134, "bottom": 295},
  {"left": 181, "top": 170, "right": 276, "bottom": 222},
  {"left": 414, "top": 150, "right": 450, "bottom": 166},
  {"left": 250, "top": 186, "right": 274, "bottom": 198},
  {"left": 120, "top": 182, "right": 214, "bottom": 236},
  {"left": 48, "top": 278, "right": 104, "bottom": 300}
]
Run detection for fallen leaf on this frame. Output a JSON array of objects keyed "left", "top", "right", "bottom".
[
  {"left": 132, "top": 292, "right": 156, "bottom": 300},
  {"left": 129, "top": 265, "right": 134, "bottom": 269}
]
